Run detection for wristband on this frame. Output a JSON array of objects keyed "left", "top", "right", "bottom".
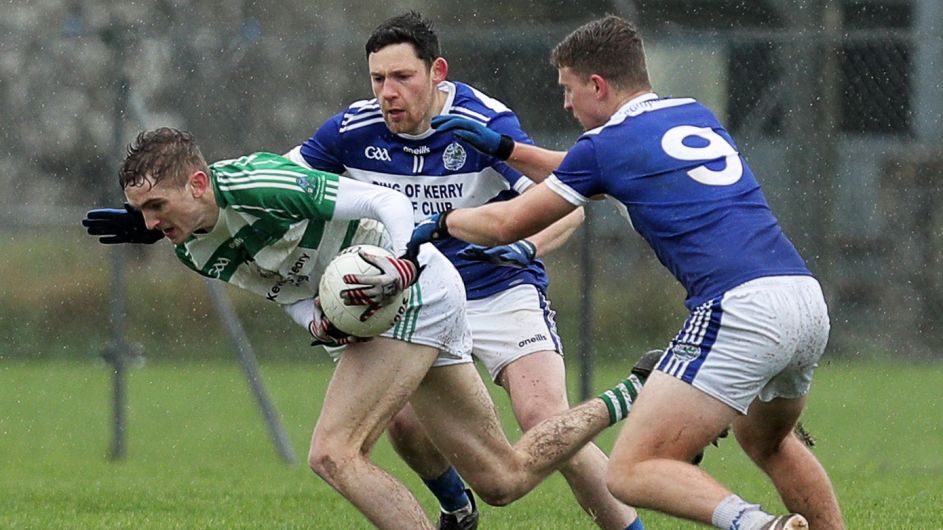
[
  {"left": 435, "top": 209, "right": 453, "bottom": 240},
  {"left": 519, "top": 239, "right": 537, "bottom": 260},
  {"left": 494, "top": 135, "right": 515, "bottom": 161}
]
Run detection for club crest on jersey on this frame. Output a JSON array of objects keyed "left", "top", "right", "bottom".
[
  {"left": 442, "top": 142, "right": 467, "bottom": 171},
  {"left": 296, "top": 176, "right": 318, "bottom": 195},
  {"left": 670, "top": 343, "right": 701, "bottom": 361}
]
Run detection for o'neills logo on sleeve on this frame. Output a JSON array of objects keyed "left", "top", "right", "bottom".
[{"left": 264, "top": 253, "right": 311, "bottom": 301}]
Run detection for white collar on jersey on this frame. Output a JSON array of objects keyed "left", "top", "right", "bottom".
[
  {"left": 585, "top": 92, "right": 697, "bottom": 135},
  {"left": 617, "top": 92, "right": 660, "bottom": 116},
  {"left": 395, "top": 81, "right": 457, "bottom": 141}
]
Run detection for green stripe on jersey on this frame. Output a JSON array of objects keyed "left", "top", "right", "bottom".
[
  {"left": 393, "top": 283, "right": 422, "bottom": 342},
  {"left": 211, "top": 152, "right": 341, "bottom": 222},
  {"left": 173, "top": 152, "right": 364, "bottom": 304}
]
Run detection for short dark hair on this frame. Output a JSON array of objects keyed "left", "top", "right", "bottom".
[
  {"left": 119, "top": 127, "right": 208, "bottom": 190},
  {"left": 364, "top": 11, "right": 440, "bottom": 66},
  {"left": 551, "top": 15, "right": 651, "bottom": 92}
]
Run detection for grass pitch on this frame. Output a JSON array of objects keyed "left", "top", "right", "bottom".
[{"left": 1, "top": 358, "right": 940, "bottom": 529}]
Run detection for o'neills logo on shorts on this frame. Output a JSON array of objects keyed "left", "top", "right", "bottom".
[{"left": 519, "top": 333, "right": 548, "bottom": 348}]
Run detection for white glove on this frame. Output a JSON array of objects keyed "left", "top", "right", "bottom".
[{"left": 340, "top": 250, "right": 419, "bottom": 306}]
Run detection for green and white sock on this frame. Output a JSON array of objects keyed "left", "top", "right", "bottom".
[{"left": 598, "top": 373, "right": 643, "bottom": 425}]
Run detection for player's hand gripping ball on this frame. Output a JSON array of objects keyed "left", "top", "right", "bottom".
[{"left": 318, "top": 245, "right": 411, "bottom": 338}]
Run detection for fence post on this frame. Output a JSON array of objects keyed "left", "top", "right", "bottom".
[
  {"left": 101, "top": 20, "right": 131, "bottom": 461},
  {"left": 205, "top": 281, "right": 298, "bottom": 466},
  {"left": 578, "top": 205, "right": 595, "bottom": 401}
]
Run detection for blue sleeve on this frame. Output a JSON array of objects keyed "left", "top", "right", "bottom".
[
  {"left": 299, "top": 114, "right": 346, "bottom": 174},
  {"left": 552, "top": 138, "right": 604, "bottom": 197},
  {"left": 489, "top": 112, "right": 535, "bottom": 146}
]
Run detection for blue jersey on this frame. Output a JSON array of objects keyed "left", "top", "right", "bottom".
[
  {"left": 546, "top": 93, "right": 810, "bottom": 309},
  {"left": 295, "top": 80, "right": 549, "bottom": 299}
]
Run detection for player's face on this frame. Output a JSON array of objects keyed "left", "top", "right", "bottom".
[
  {"left": 124, "top": 172, "right": 212, "bottom": 244},
  {"left": 558, "top": 67, "right": 608, "bottom": 130},
  {"left": 368, "top": 43, "right": 446, "bottom": 135}
]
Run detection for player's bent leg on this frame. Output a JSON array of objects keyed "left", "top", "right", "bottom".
[
  {"left": 387, "top": 402, "right": 477, "bottom": 527},
  {"left": 387, "top": 403, "right": 454, "bottom": 481},
  {"left": 308, "top": 337, "right": 439, "bottom": 530},
  {"left": 499, "top": 351, "right": 639, "bottom": 530},
  {"left": 607, "top": 371, "right": 739, "bottom": 524},
  {"left": 409, "top": 362, "right": 520, "bottom": 506},
  {"left": 410, "top": 361, "right": 613, "bottom": 507},
  {"left": 734, "top": 397, "right": 844, "bottom": 530}
]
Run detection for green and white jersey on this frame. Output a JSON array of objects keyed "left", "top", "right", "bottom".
[{"left": 174, "top": 152, "right": 389, "bottom": 305}]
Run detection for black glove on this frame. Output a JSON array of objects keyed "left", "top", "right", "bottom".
[
  {"left": 629, "top": 349, "right": 664, "bottom": 382},
  {"left": 82, "top": 204, "right": 164, "bottom": 244}
]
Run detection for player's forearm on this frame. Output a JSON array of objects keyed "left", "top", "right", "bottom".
[
  {"left": 446, "top": 204, "right": 519, "bottom": 246},
  {"left": 506, "top": 144, "right": 567, "bottom": 183},
  {"left": 526, "top": 207, "right": 584, "bottom": 257},
  {"left": 442, "top": 183, "right": 576, "bottom": 248}
]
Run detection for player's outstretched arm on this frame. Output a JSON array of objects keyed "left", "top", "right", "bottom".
[
  {"left": 506, "top": 143, "right": 567, "bottom": 184},
  {"left": 450, "top": 183, "right": 577, "bottom": 247},
  {"left": 408, "top": 184, "right": 575, "bottom": 252},
  {"left": 82, "top": 204, "right": 165, "bottom": 244},
  {"left": 457, "top": 206, "right": 584, "bottom": 268},
  {"left": 431, "top": 115, "right": 566, "bottom": 183},
  {"left": 525, "top": 206, "right": 584, "bottom": 256}
]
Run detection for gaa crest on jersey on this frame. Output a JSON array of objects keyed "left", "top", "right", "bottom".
[
  {"left": 296, "top": 176, "right": 318, "bottom": 195},
  {"left": 442, "top": 142, "right": 467, "bottom": 171}
]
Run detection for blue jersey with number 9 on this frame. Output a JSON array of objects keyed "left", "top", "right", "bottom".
[{"left": 547, "top": 94, "right": 810, "bottom": 309}]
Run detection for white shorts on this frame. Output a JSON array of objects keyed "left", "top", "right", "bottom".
[
  {"left": 467, "top": 284, "right": 563, "bottom": 381},
  {"left": 327, "top": 244, "right": 473, "bottom": 367},
  {"left": 656, "top": 275, "right": 830, "bottom": 414}
]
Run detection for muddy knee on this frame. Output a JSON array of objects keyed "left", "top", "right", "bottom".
[
  {"left": 467, "top": 477, "right": 527, "bottom": 507},
  {"left": 308, "top": 436, "right": 357, "bottom": 482}
]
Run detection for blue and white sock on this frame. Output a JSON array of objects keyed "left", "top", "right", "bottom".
[
  {"left": 712, "top": 494, "right": 775, "bottom": 530},
  {"left": 625, "top": 515, "right": 645, "bottom": 530},
  {"left": 422, "top": 467, "right": 470, "bottom": 513}
]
